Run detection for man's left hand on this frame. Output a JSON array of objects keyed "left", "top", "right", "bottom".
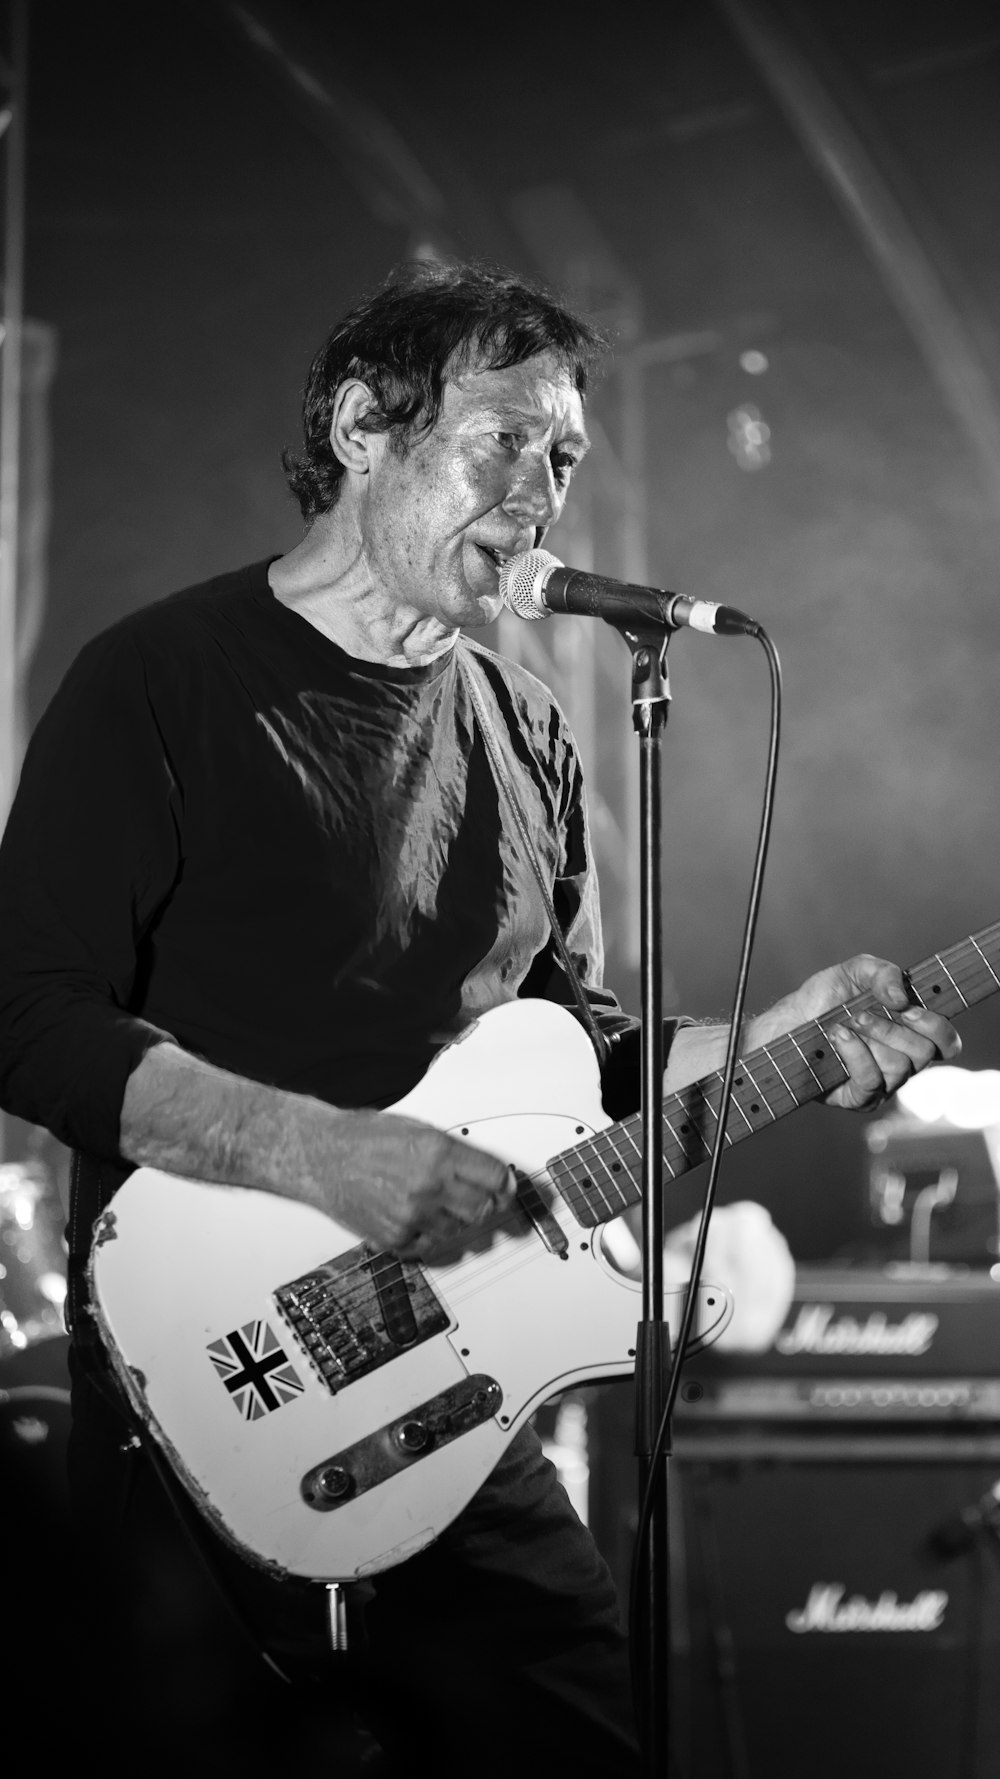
[{"left": 756, "top": 953, "right": 962, "bottom": 1111}]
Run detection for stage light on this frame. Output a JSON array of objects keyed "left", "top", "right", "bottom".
[{"left": 895, "top": 1065, "right": 1000, "bottom": 1130}]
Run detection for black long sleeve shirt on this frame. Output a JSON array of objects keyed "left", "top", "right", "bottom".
[{"left": 0, "top": 561, "right": 658, "bottom": 1182}]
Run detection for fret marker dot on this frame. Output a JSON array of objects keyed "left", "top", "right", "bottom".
[
  {"left": 750, "top": 1102, "right": 760, "bottom": 1114},
  {"left": 611, "top": 1162, "right": 621, "bottom": 1173},
  {"left": 931, "top": 985, "right": 941, "bottom": 995},
  {"left": 735, "top": 1076, "right": 744, "bottom": 1087},
  {"left": 813, "top": 1049, "right": 824, "bottom": 1060}
]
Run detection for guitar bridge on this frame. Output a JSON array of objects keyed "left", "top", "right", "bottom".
[{"left": 275, "top": 1246, "right": 452, "bottom": 1393}]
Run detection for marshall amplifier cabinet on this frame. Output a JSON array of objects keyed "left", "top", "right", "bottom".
[
  {"left": 586, "top": 1265, "right": 1000, "bottom": 1778},
  {"left": 678, "top": 1262, "right": 1000, "bottom": 1435}
]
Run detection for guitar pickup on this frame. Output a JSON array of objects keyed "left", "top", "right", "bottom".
[
  {"left": 300, "top": 1374, "right": 503, "bottom": 1511},
  {"left": 516, "top": 1175, "right": 569, "bottom": 1258}
]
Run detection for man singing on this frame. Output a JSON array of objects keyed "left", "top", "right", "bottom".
[{"left": 0, "top": 259, "right": 958, "bottom": 1775}]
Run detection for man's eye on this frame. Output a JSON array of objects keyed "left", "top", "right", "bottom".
[
  {"left": 494, "top": 431, "right": 519, "bottom": 451},
  {"left": 552, "top": 453, "right": 577, "bottom": 485}
]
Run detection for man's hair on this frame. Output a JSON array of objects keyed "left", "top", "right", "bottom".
[{"left": 282, "top": 259, "right": 607, "bottom": 521}]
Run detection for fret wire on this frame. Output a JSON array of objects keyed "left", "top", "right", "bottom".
[
  {"left": 567, "top": 1159, "right": 618, "bottom": 1219},
  {"left": 663, "top": 1103, "right": 710, "bottom": 1160},
  {"left": 584, "top": 1131, "right": 637, "bottom": 1200},
  {"left": 555, "top": 1181, "right": 590, "bottom": 1222},
  {"left": 559, "top": 924, "right": 1000, "bottom": 1225},
  {"left": 915, "top": 948, "right": 984, "bottom": 1002},
  {"left": 750, "top": 1049, "right": 796, "bottom": 1111},
  {"left": 580, "top": 1135, "right": 621, "bottom": 1179},
  {"left": 338, "top": 928, "right": 1000, "bottom": 1248},
  {"left": 952, "top": 951, "right": 988, "bottom": 996},
  {"left": 549, "top": 1158, "right": 592, "bottom": 1212},
  {"left": 699, "top": 1067, "right": 754, "bottom": 1136},
  {"left": 911, "top": 970, "right": 939, "bottom": 1007},
  {"left": 659, "top": 1128, "right": 691, "bottom": 1178},
  {"left": 679, "top": 1077, "right": 736, "bottom": 1147},
  {"left": 784, "top": 1028, "right": 828, "bottom": 1092},
  {"left": 725, "top": 1086, "right": 756, "bottom": 1132},
  {"left": 584, "top": 1154, "right": 631, "bottom": 1210},
  {"left": 584, "top": 1129, "right": 621, "bottom": 1165},
  {"left": 954, "top": 933, "right": 999, "bottom": 965},
  {"left": 584, "top": 1136, "right": 627, "bottom": 1196},
  {"left": 683, "top": 1067, "right": 715, "bottom": 1110},
  {"left": 673, "top": 1083, "right": 713, "bottom": 1128},
  {"left": 933, "top": 952, "right": 969, "bottom": 1008},
  {"left": 761, "top": 1031, "right": 814, "bottom": 1093},
  {"left": 616, "top": 1119, "right": 642, "bottom": 1160},
  {"left": 910, "top": 967, "right": 951, "bottom": 1007},
  {"left": 533, "top": 1158, "right": 593, "bottom": 1223},
  {"left": 970, "top": 936, "right": 1000, "bottom": 989},
  {"left": 589, "top": 1115, "right": 681, "bottom": 1183}
]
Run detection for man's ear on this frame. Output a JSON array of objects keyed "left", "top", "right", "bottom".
[{"left": 329, "top": 379, "right": 384, "bottom": 477}]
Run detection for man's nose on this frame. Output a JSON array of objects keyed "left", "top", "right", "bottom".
[{"left": 502, "top": 453, "right": 559, "bottom": 524}]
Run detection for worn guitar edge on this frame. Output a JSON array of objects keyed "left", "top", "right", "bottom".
[{"left": 82, "top": 921, "right": 999, "bottom": 1582}]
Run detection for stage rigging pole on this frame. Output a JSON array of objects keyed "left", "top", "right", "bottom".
[{"left": 0, "top": 0, "right": 26, "bottom": 1165}]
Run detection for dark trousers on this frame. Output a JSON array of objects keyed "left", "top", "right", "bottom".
[{"left": 65, "top": 1351, "right": 641, "bottom": 1777}]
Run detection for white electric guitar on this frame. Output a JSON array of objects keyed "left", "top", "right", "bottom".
[{"left": 89, "top": 922, "right": 1000, "bottom": 1583}]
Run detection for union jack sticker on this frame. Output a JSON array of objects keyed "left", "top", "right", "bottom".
[{"left": 207, "top": 1319, "right": 305, "bottom": 1422}]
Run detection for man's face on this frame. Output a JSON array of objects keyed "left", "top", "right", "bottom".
[{"left": 357, "top": 349, "right": 590, "bottom": 629}]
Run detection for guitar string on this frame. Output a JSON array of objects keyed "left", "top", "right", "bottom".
[
  {"left": 314, "top": 948, "right": 995, "bottom": 1307},
  {"left": 318, "top": 1010, "right": 839, "bottom": 1309},
  {"left": 313, "top": 1025, "right": 906, "bottom": 1320},
  {"left": 291, "top": 935, "right": 1000, "bottom": 1333}
]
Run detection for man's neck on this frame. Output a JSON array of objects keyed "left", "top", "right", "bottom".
[{"left": 267, "top": 522, "right": 459, "bottom": 669}]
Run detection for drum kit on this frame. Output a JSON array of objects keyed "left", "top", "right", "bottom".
[{"left": 0, "top": 1156, "right": 71, "bottom": 1550}]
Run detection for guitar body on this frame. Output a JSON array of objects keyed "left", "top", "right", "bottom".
[
  {"left": 89, "top": 1000, "right": 731, "bottom": 1583},
  {"left": 88, "top": 919, "right": 1000, "bottom": 1582}
]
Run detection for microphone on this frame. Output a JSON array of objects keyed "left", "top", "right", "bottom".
[{"left": 499, "top": 549, "right": 760, "bottom": 638}]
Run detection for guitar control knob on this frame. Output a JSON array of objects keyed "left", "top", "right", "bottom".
[
  {"left": 314, "top": 1465, "right": 354, "bottom": 1502},
  {"left": 394, "top": 1419, "right": 431, "bottom": 1454}
]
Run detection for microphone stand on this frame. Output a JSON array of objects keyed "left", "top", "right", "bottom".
[{"left": 618, "top": 619, "right": 674, "bottom": 1776}]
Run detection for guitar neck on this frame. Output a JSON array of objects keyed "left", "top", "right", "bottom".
[{"left": 550, "top": 921, "right": 1000, "bottom": 1229}]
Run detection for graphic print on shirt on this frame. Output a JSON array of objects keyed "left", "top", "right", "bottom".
[{"left": 207, "top": 1319, "right": 305, "bottom": 1422}]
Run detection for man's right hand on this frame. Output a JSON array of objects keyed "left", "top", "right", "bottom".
[
  {"left": 120, "top": 1040, "right": 517, "bottom": 1263},
  {"left": 313, "top": 1109, "right": 518, "bottom": 1260}
]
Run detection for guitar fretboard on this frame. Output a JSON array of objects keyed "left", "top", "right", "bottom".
[{"left": 549, "top": 922, "right": 1000, "bottom": 1229}]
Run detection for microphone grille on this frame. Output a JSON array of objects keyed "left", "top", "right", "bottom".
[{"left": 498, "top": 548, "right": 563, "bottom": 620}]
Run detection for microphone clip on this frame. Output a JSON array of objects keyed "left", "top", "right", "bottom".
[{"left": 625, "top": 627, "right": 674, "bottom": 733}]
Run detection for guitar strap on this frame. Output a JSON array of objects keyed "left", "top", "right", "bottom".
[{"left": 460, "top": 642, "right": 610, "bottom": 1071}]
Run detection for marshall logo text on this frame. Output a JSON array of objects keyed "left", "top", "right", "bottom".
[
  {"left": 776, "top": 1305, "right": 938, "bottom": 1358},
  {"left": 786, "top": 1584, "right": 948, "bottom": 1634}
]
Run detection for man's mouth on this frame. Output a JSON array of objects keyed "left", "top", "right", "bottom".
[{"left": 476, "top": 544, "right": 514, "bottom": 573}]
